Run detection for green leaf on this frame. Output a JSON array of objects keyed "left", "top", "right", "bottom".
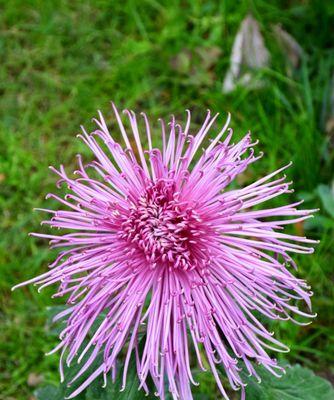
[
  {"left": 85, "top": 367, "right": 151, "bottom": 400},
  {"left": 35, "top": 352, "right": 103, "bottom": 399},
  {"left": 85, "top": 341, "right": 155, "bottom": 400},
  {"left": 317, "top": 184, "right": 334, "bottom": 218},
  {"left": 36, "top": 334, "right": 154, "bottom": 400},
  {"left": 45, "top": 305, "right": 67, "bottom": 337},
  {"left": 34, "top": 384, "right": 63, "bottom": 400},
  {"left": 45, "top": 306, "right": 111, "bottom": 339},
  {"left": 304, "top": 215, "right": 334, "bottom": 230},
  {"left": 244, "top": 364, "right": 334, "bottom": 400},
  {"left": 35, "top": 383, "right": 86, "bottom": 400}
]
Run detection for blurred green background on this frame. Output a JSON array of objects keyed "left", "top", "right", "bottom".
[{"left": 1, "top": 1, "right": 334, "bottom": 399}]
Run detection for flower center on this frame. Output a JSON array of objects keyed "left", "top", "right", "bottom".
[{"left": 120, "top": 179, "right": 209, "bottom": 271}]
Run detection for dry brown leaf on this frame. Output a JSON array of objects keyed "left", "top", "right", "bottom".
[
  {"left": 223, "top": 15, "right": 270, "bottom": 93},
  {"left": 273, "top": 24, "right": 304, "bottom": 68},
  {"left": 27, "top": 373, "right": 43, "bottom": 387}
]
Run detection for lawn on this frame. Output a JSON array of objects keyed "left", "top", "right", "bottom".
[{"left": 1, "top": 1, "right": 334, "bottom": 399}]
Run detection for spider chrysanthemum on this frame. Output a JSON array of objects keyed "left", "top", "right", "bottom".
[{"left": 14, "top": 104, "right": 317, "bottom": 400}]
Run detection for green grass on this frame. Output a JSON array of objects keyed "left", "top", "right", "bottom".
[{"left": 1, "top": 0, "right": 334, "bottom": 399}]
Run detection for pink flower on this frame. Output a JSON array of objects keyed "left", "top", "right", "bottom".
[{"left": 14, "top": 104, "right": 317, "bottom": 399}]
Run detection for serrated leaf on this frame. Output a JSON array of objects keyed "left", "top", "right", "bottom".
[
  {"left": 85, "top": 367, "right": 152, "bottom": 400},
  {"left": 244, "top": 364, "right": 334, "bottom": 400},
  {"left": 45, "top": 306, "right": 109, "bottom": 338},
  {"left": 85, "top": 339, "right": 154, "bottom": 400},
  {"left": 85, "top": 366, "right": 148, "bottom": 400},
  {"left": 37, "top": 334, "right": 154, "bottom": 400},
  {"left": 35, "top": 351, "right": 103, "bottom": 399}
]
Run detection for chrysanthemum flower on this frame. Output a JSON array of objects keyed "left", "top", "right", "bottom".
[{"left": 14, "top": 104, "right": 317, "bottom": 399}]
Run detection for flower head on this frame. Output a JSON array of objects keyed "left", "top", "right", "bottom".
[{"left": 14, "top": 104, "right": 317, "bottom": 399}]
